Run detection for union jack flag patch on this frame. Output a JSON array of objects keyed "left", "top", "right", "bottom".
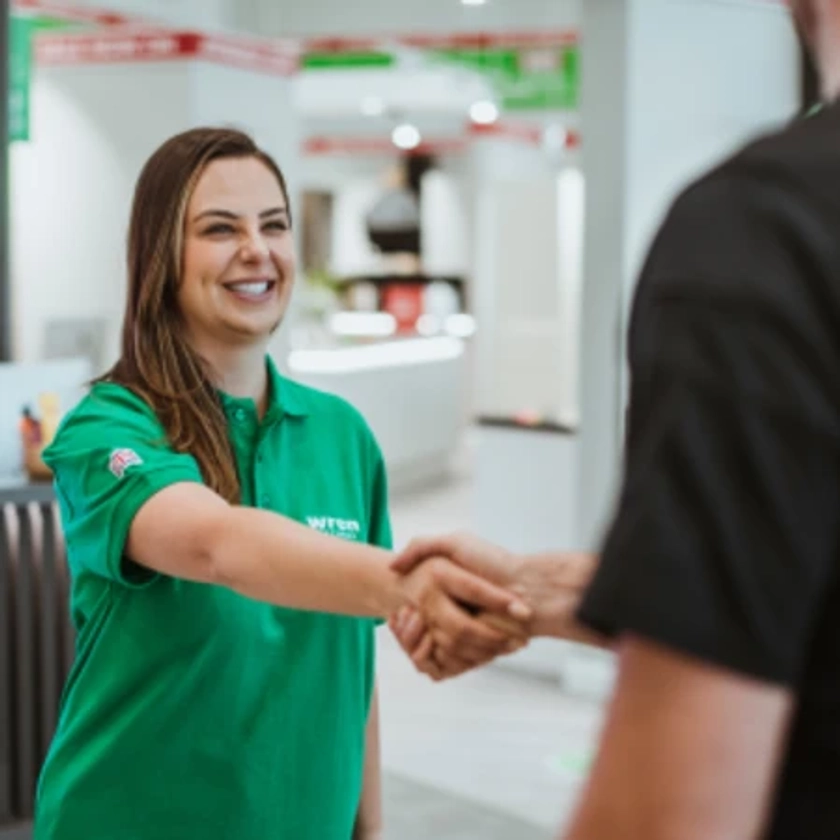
[{"left": 109, "top": 448, "right": 143, "bottom": 479}]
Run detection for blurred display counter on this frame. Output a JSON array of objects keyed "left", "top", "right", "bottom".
[
  {"left": 286, "top": 336, "right": 469, "bottom": 492},
  {"left": 1, "top": 478, "right": 72, "bottom": 833}
]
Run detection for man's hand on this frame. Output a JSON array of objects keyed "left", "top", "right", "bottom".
[
  {"left": 390, "top": 533, "right": 603, "bottom": 679},
  {"left": 394, "top": 532, "right": 522, "bottom": 587},
  {"left": 395, "top": 556, "right": 531, "bottom": 671}
]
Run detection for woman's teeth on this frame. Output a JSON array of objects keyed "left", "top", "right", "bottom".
[{"left": 228, "top": 281, "right": 271, "bottom": 296}]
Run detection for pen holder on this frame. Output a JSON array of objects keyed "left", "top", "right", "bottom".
[{"left": 22, "top": 436, "right": 52, "bottom": 482}]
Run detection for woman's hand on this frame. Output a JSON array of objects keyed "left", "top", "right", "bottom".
[
  {"left": 393, "top": 556, "right": 531, "bottom": 675},
  {"left": 389, "top": 603, "right": 530, "bottom": 681}
]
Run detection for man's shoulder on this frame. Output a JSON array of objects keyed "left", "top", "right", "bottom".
[
  {"left": 645, "top": 108, "right": 840, "bottom": 285},
  {"left": 677, "top": 105, "right": 840, "bottom": 222}
]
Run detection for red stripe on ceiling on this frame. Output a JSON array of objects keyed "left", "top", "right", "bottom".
[
  {"left": 303, "top": 30, "right": 579, "bottom": 53},
  {"left": 399, "top": 30, "right": 579, "bottom": 50},
  {"left": 13, "top": 0, "right": 139, "bottom": 25},
  {"left": 304, "top": 127, "right": 580, "bottom": 156},
  {"left": 34, "top": 29, "right": 300, "bottom": 75}
]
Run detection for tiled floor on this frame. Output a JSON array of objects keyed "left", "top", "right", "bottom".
[
  {"left": 380, "top": 451, "right": 608, "bottom": 838},
  {"left": 383, "top": 773, "right": 551, "bottom": 840}
]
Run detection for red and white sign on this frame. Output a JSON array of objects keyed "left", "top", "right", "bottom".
[
  {"left": 468, "top": 121, "right": 581, "bottom": 149},
  {"left": 35, "top": 29, "right": 299, "bottom": 76}
]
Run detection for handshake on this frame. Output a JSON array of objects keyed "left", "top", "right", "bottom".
[{"left": 387, "top": 533, "right": 600, "bottom": 681}]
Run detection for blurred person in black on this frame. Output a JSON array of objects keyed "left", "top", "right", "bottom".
[{"left": 390, "top": 3, "right": 840, "bottom": 838}]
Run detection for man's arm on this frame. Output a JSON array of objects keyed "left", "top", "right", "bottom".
[
  {"left": 389, "top": 537, "right": 604, "bottom": 679},
  {"left": 564, "top": 635, "right": 793, "bottom": 840},
  {"left": 353, "top": 685, "right": 383, "bottom": 840}
]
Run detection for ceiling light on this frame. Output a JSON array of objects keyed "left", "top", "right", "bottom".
[
  {"left": 469, "top": 100, "right": 499, "bottom": 125},
  {"left": 392, "top": 123, "right": 421, "bottom": 150},
  {"left": 461, "top": 0, "right": 488, "bottom": 5},
  {"left": 361, "top": 96, "right": 385, "bottom": 117}
]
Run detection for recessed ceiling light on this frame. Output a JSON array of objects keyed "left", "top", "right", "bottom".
[
  {"left": 461, "top": 0, "right": 487, "bottom": 5},
  {"left": 469, "top": 100, "right": 499, "bottom": 125},
  {"left": 361, "top": 96, "right": 385, "bottom": 117},
  {"left": 392, "top": 124, "right": 421, "bottom": 150}
]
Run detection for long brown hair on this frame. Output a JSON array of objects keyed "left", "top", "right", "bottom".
[{"left": 101, "top": 127, "right": 291, "bottom": 504}]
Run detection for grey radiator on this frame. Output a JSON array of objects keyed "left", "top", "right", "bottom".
[{"left": 0, "top": 484, "right": 74, "bottom": 825}]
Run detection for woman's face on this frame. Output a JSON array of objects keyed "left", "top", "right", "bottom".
[{"left": 179, "top": 156, "right": 295, "bottom": 350}]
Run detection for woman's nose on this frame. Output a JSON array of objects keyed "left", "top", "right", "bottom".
[{"left": 239, "top": 230, "right": 270, "bottom": 262}]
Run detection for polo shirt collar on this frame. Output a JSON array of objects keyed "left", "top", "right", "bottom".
[{"left": 265, "top": 355, "right": 309, "bottom": 421}]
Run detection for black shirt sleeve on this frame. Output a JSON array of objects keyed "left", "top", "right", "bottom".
[{"left": 578, "top": 172, "right": 840, "bottom": 686}]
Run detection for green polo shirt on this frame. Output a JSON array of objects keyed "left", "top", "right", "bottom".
[{"left": 36, "top": 357, "right": 391, "bottom": 840}]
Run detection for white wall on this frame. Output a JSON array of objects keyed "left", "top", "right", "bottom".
[
  {"left": 622, "top": 1, "right": 799, "bottom": 319},
  {"left": 246, "top": 0, "right": 579, "bottom": 38},
  {"left": 420, "top": 168, "right": 470, "bottom": 277},
  {"left": 10, "top": 63, "right": 193, "bottom": 366},
  {"left": 470, "top": 138, "right": 582, "bottom": 425},
  {"left": 10, "top": 59, "right": 299, "bottom": 368},
  {"left": 577, "top": 0, "right": 799, "bottom": 549},
  {"left": 189, "top": 62, "right": 299, "bottom": 200}
]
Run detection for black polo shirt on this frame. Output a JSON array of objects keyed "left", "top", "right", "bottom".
[{"left": 578, "top": 101, "right": 840, "bottom": 840}]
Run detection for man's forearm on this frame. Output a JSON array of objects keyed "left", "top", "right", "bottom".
[
  {"left": 354, "top": 686, "right": 383, "bottom": 840},
  {"left": 519, "top": 552, "right": 608, "bottom": 646}
]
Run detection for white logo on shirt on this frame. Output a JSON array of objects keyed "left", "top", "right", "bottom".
[
  {"left": 306, "top": 516, "right": 362, "bottom": 541},
  {"left": 109, "top": 448, "right": 143, "bottom": 479}
]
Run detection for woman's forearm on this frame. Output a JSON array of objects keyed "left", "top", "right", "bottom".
[{"left": 209, "top": 505, "right": 404, "bottom": 618}]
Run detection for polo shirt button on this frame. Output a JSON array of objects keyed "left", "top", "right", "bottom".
[{"left": 234, "top": 409, "right": 246, "bottom": 422}]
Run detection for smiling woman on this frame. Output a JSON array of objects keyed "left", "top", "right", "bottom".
[
  {"left": 181, "top": 158, "right": 294, "bottom": 349},
  {"left": 32, "top": 127, "right": 531, "bottom": 840}
]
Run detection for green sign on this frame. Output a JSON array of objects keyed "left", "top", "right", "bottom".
[
  {"left": 431, "top": 45, "right": 579, "bottom": 111},
  {"left": 9, "top": 15, "right": 33, "bottom": 142},
  {"left": 301, "top": 43, "right": 580, "bottom": 112},
  {"left": 302, "top": 51, "right": 395, "bottom": 71}
]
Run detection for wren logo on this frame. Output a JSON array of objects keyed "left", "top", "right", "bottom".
[{"left": 306, "top": 516, "right": 363, "bottom": 541}]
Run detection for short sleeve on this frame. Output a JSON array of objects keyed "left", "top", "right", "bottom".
[
  {"left": 578, "top": 175, "right": 840, "bottom": 686},
  {"left": 43, "top": 384, "right": 204, "bottom": 588},
  {"left": 362, "top": 432, "right": 392, "bottom": 628},
  {"left": 366, "top": 440, "right": 393, "bottom": 553}
]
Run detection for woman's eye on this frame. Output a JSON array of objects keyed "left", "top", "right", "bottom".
[
  {"left": 204, "top": 223, "right": 235, "bottom": 235},
  {"left": 264, "top": 221, "right": 289, "bottom": 232}
]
